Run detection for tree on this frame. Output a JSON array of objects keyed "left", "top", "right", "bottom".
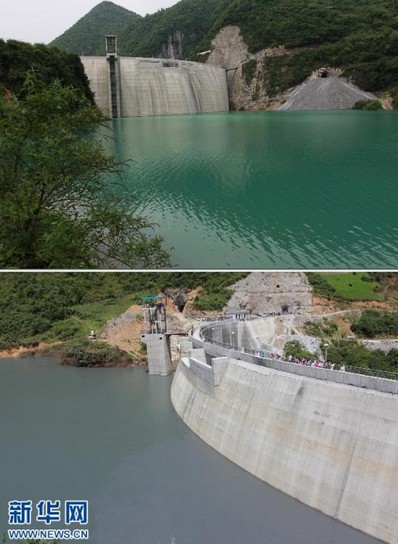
[{"left": 0, "top": 73, "right": 171, "bottom": 268}]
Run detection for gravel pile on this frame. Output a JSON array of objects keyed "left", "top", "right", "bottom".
[{"left": 279, "top": 76, "right": 376, "bottom": 111}]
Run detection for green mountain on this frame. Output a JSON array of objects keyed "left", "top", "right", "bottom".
[
  {"left": 201, "top": 0, "right": 398, "bottom": 94},
  {"left": 50, "top": 1, "right": 141, "bottom": 56},
  {"left": 51, "top": 0, "right": 398, "bottom": 97},
  {"left": 120, "top": 0, "right": 230, "bottom": 59}
]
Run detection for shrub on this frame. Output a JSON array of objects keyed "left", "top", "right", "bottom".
[
  {"left": 304, "top": 319, "right": 338, "bottom": 338},
  {"left": 306, "top": 273, "right": 336, "bottom": 299},
  {"left": 59, "top": 339, "right": 135, "bottom": 367},
  {"left": 351, "top": 310, "right": 398, "bottom": 338},
  {"left": 353, "top": 99, "right": 383, "bottom": 110},
  {"left": 284, "top": 340, "right": 316, "bottom": 360}
]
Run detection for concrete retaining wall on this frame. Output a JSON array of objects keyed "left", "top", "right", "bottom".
[
  {"left": 81, "top": 57, "right": 229, "bottom": 117},
  {"left": 171, "top": 352, "right": 398, "bottom": 543},
  {"left": 140, "top": 334, "right": 172, "bottom": 376}
]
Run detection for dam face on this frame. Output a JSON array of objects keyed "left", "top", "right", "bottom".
[
  {"left": 81, "top": 56, "right": 229, "bottom": 117},
  {"left": 171, "top": 324, "right": 398, "bottom": 543}
]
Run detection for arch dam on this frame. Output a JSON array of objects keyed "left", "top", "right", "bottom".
[
  {"left": 80, "top": 55, "right": 229, "bottom": 117},
  {"left": 171, "top": 317, "right": 398, "bottom": 544}
]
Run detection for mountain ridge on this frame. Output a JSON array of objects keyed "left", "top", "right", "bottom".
[
  {"left": 51, "top": 0, "right": 398, "bottom": 106},
  {"left": 50, "top": 1, "right": 141, "bottom": 55}
]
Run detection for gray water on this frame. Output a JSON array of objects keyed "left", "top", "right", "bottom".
[
  {"left": 108, "top": 111, "right": 398, "bottom": 269},
  {"left": 0, "top": 357, "right": 382, "bottom": 543}
]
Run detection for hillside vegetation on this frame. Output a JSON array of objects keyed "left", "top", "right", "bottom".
[
  {"left": 52, "top": 0, "right": 398, "bottom": 101},
  {"left": 120, "top": 0, "right": 230, "bottom": 59},
  {"left": 0, "top": 273, "right": 246, "bottom": 350},
  {"left": 50, "top": 1, "right": 141, "bottom": 55},
  {"left": 307, "top": 272, "right": 386, "bottom": 301},
  {"left": 0, "top": 39, "right": 93, "bottom": 99},
  {"left": 199, "top": 0, "right": 398, "bottom": 98}
]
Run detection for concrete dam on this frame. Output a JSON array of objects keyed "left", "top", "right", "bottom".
[
  {"left": 171, "top": 319, "right": 398, "bottom": 543},
  {"left": 81, "top": 56, "right": 229, "bottom": 117}
]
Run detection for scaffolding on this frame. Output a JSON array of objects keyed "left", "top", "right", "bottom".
[{"left": 141, "top": 296, "right": 168, "bottom": 334}]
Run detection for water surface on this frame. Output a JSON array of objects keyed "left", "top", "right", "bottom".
[
  {"left": 0, "top": 357, "right": 382, "bottom": 543},
  {"left": 109, "top": 111, "right": 398, "bottom": 268}
]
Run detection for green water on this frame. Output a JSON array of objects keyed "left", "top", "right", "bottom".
[{"left": 109, "top": 110, "right": 398, "bottom": 269}]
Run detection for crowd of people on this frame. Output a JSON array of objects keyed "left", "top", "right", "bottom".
[{"left": 266, "top": 352, "right": 342, "bottom": 371}]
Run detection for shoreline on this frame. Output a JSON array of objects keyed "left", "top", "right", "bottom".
[
  {"left": 0, "top": 342, "right": 63, "bottom": 359},
  {"left": 0, "top": 340, "right": 147, "bottom": 368}
]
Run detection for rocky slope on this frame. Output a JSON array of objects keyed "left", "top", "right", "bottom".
[
  {"left": 206, "top": 26, "right": 381, "bottom": 111},
  {"left": 225, "top": 271, "right": 312, "bottom": 314}
]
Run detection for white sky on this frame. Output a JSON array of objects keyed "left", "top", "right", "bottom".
[{"left": 1, "top": 0, "right": 179, "bottom": 44}]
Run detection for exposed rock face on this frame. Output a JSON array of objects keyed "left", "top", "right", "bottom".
[
  {"left": 207, "top": 27, "right": 293, "bottom": 110},
  {"left": 165, "top": 289, "right": 188, "bottom": 312},
  {"left": 207, "top": 26, "right": 250, "bottom": 109},
  {"left": 206, "top": 26, "right": 377, "bottom": 111},
  {"left": 225, "top": 272, "right": 312, "bottom": 315},
  {"left": 359, "top": 339, "right": 398, "bottom": 353},
  {"left": 279, "top": 76, "right": 377, "bottom": 110},
  {"left": 207, "top": 26, "right": 249, "bottom": 70},
  {"left": 158, "top": 31, "right": 184, "bottom": 59}
]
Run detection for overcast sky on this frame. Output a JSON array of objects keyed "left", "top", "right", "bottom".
[{"left": 2, "top": 0, "right": 179, "bottom": 44}]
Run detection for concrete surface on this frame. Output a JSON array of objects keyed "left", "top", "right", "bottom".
[
  {"left": 140, "top": 333, "right": 172, "bottom": 376},
  {"left": 81, "top": 56, "right": 229, "bottom": 117},
  {"left": 171, "top": 351, "right": 398, "bottom": 543}
]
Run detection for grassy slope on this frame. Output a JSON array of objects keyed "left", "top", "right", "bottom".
[
  {"left": 308, "top": 272, "right": 387, "bottom": 302},
  {"left": 304, "top": 272, "right": 398, "bottom": 373},
  {"left": 318, "top": 273, "right": 384, "bottom": 301}
]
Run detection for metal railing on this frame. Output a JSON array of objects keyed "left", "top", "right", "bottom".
[{"left": 191, "top": 322, "right": 398, "bottom": 383}]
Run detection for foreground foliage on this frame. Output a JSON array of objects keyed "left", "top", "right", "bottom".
[
  {"left": 0, "top": 39, "right": 92, "bottom": 99},
  {"left": 0, "top": 75, "right": 170, "bottom": 268}
]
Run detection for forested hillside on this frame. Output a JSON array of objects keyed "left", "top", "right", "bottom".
[
  {"left": 50, "top": 1, "right": 141, "bottom": 55},
  {"left": 203, "top": 0, "right": 398, "bottom": 94},
  {"left": 120, "top": 0, "right": 230, "bottom": 59},
  {"left": 51, "top": 0, "right": 398, "bottom": 97},
  {"left": 0, "top": 39, "right": 93, "bottom": 99}
]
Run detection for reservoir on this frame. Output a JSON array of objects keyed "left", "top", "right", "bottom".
[
  {"left": 0, "top": 357, "right": 382, "bottom": 543},
  {"left": 109, "top": 110, "right": 398, "bottom": 269}
]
